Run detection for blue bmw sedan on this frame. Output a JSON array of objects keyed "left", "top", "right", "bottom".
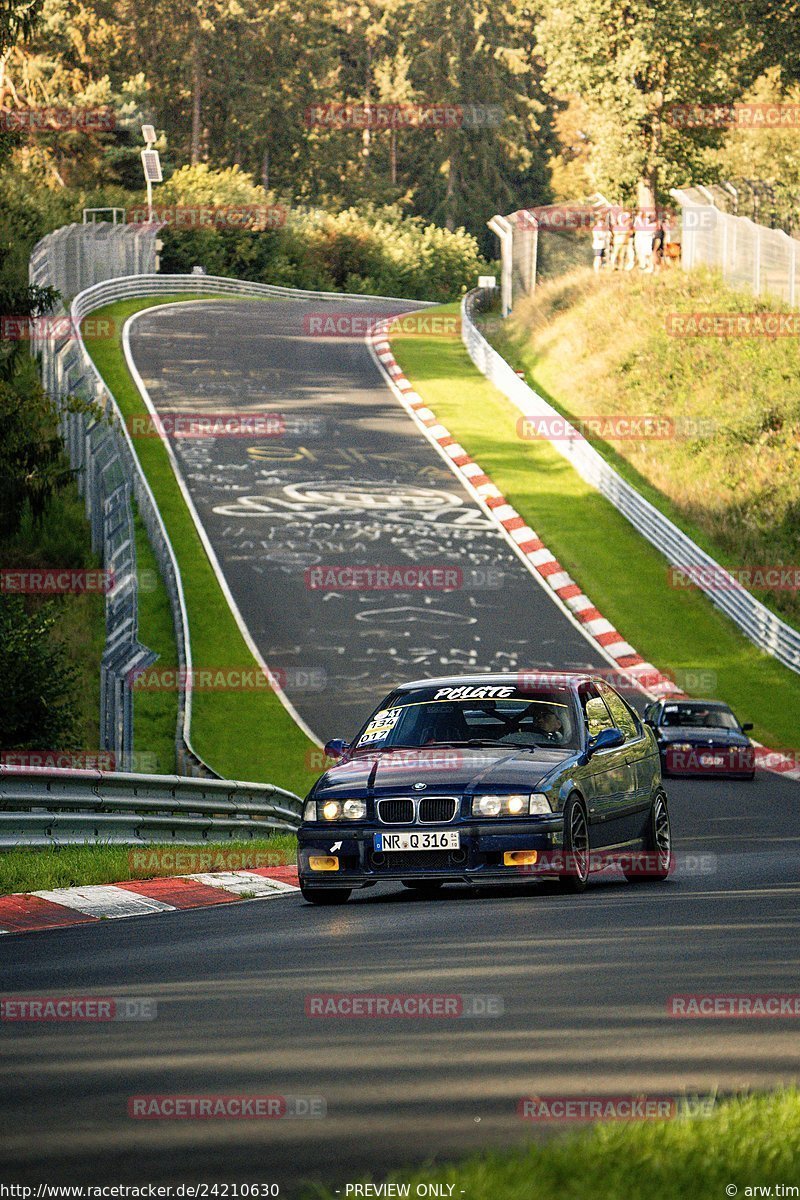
[{"left": 297, "top": 674, "right": 672, "bottom": 904}]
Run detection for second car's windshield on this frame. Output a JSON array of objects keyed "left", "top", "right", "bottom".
[
  {"left": 356, "top": 692, "right": 579, "bottom": 750},
  {"left": 661, "top": 703, "right": 740, "bottom": 731}
]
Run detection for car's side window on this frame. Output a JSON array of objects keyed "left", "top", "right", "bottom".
[
  {"left": 580, "top": 685, "right": 616, "bottom": 738},
  {"left": 599, "top": 684, "right": 640, "bottom": 741}
]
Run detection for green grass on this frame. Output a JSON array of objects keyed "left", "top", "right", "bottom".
[
  {"left": 83, "top": 295, "right": 321, "bottom": 796},
  {"left": 307, "top": 1090, "right": 800, "bottom": 1200},
  {"left": 132, "top": 503, "right": 179, "bottom": 774},
  {"left": 0, "top": 835, "right": 297, "bottom": 895},
  {"left": 482, "top": 266, "right": 800, "bottom": 629},
  {"left": 391, "top": 304, "right": 800, "bottom": 751}
]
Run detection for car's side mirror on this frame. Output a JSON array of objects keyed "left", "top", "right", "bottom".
[
  {"left": 741, "top": 722, "right": 754, "bottom": 732},
  {"left": 588, "top": 727, "right": 625, "bottom": 754},
  {"left": 324, "top": 739, "right": 351, "bottom": 761}
]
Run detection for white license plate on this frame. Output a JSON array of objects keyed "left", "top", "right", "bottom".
[
  {"left": 374, "top": 830, "right": 460, "bottom": 852},
  {"left": 700, "top": 754, "right": 725, "bottom": 767}
]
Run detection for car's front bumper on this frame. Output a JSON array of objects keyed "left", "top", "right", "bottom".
[
  {"left": 297, "top": 818, "right": 564, "bottom": 888},
  {"left": 660, "top": 745, "right": 755, "bottom": 778}
]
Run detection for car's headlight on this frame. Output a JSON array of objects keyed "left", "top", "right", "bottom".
[
  {"left": 306, "top": 798, "right": 367, "bottom": 822},
  {"left": 472, "top": 794, "right": 551, "bottom": 817}
]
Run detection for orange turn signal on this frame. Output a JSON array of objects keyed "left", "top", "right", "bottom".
[
  {"left": 503, "top": 850, "right": 538, "bottom": 867},
  {"left": 309, "top": 855, "right": 340, "bottom": 872}
]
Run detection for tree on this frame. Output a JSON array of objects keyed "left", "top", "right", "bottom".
[
  {"left": 537, "top": 0, "right": 758, "bottom": 206},
  {"left": 0, "top": 595, "right": 80, "bottom": 749},
  {"left": 712, "top": 67, "right": 800, "bottom": 195}
]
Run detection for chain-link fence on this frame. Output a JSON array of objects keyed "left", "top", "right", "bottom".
[
  {"left": 493, "top": 200, "right": 610, "bottom": 312},
  {"left": 671, "top": 186, "right": 800, "bottom": 306},
  {"left": 28, "top": 222, "right": 200, "bottom": 773}
]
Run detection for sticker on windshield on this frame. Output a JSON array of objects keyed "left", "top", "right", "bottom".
[
  {"left": 433, "top": 685, "right": 516, "bottom": 701},
  {"left": 358, "top": 707, "right": 403, "bottom": 746}
]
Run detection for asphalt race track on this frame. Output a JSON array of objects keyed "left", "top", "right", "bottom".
[
  {"left": 125, "top": 297, "right": 612, "bottom": 738},
  {"left": 1, "top": 298, "right": 798, "bottom": 1195}
]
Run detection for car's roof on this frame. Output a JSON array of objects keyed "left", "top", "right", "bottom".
[
  {"left": 658, "top": 698, "right": 732, "bottom": 709},
  {"left": 394, "top": 673, "right": 594, "bottom": 692}
]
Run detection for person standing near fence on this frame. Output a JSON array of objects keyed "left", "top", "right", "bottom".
[
  {"left": 591, "top": 215, "right": 610, "bottom": 271},
  {"left": 610, "top": 208, "right": 634, "bottom": 270},
  {"left": 634, "top": 208, "right": 658, "bottom": 272}
]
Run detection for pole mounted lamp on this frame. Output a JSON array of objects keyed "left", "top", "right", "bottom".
[{"left": 140, "top": 125, "right": 162, "bottom": 223}]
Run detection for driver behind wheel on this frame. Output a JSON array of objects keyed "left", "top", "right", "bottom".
[{"left": 530, "top": 705, "right": 564, "bottom": 743}]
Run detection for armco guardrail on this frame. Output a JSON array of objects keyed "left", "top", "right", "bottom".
[
  {"left": 0, "top": 765, "right": 301, "bottom": 847},
  {"left": 461, "top": 289, "right": 800, "bottom": 675}
]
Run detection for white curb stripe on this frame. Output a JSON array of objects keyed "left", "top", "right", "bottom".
[
  {"left": 492, "top": 504, "right": 517, "bottom": 522},
  {"left": 32, "top": 885, "right": 175, "bottom": 919},
  {"left": 548, "top": 571, "right": 573, "bottom": 591},
  {"left": 566, "top": 594, "right": 594, "bottom": 613},
  {"left": 187, "top": 872, "right": 300, "bottom": 897},
  {"left": 583, "top": 617, "right": 616, "bottom": 637}
]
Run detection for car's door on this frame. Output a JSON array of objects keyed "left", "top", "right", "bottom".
[
  {"left": 577, "top": 683, "right": 630, "bottom": 847},
  {"left": 598, "top": 683, "right": 654, "bottom": 843}
]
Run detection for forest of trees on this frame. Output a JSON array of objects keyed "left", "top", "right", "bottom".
[{"left": 3, "top": 0, "right": 800, "bottom": 258}]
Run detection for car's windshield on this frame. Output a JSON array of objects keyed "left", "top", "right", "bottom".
[
  {"left": 661, "top": 703, "right": 740, "bottom": 731},
  {"left": 355, "top": 687, "right": 579, "bottom": 750}
]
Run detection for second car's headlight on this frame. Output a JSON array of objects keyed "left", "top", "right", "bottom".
[{"left": 472, "top": 794, "right": 551, "bottom": 817}]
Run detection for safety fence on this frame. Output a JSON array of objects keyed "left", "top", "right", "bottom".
[
  {"left": 671, "top": 186, "right": 800, "bottom": 306},
  {"left": 0, "top": 764, "right": 301, "bottom": 847},
  {"left": 462, "top": 289, "right": 800, "bottom": 676}
]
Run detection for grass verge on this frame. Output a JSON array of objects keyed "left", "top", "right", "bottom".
[
  {"left": 84, "top": 295, "right": 320, "bottom": 797},
  {"left": 482, "top": 266, "right": 800, "bottom": 629},
  {"left": 0, "top": 835, "right": 297, "bottom": 895},
  {"left": 391, "top": 304, "right": 800, "bottom": 751},
  {"left": 308, "top": 1090, "right": 800, "bottom": 1200},
  {"left": 132, "top": 502, "right": 179, "bottom": 774}
]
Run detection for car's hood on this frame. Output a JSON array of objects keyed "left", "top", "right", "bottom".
[
  {"left": 657, "top": 725, "right": 749, "bottom": 747},
  {"left": 313, "top": 745, "right": 573, "bottom": 797}
]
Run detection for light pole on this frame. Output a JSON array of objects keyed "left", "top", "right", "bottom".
[{"left": 140, "top": 125, "right": 162, "bottom": 223}]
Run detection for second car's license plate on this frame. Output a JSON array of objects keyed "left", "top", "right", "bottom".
[
  {"left": 700, "top": 754, "right": 725, "bottom": 766},
  {"left": 374, "top": 830, "right": 460, "bottom": 852}
]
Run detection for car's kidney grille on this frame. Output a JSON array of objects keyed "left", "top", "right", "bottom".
[
  {"left": 418, "top": 796, "right": 457, "bottom": 823},
  {"left": 377, "top": 798, "right": 415, "bottom": 824}
]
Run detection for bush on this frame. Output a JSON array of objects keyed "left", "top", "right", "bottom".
[{"left": 160, "top": 202, "right": 489, "bottom": 302}]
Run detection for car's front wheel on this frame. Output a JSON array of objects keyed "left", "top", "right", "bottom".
[
  {"left": 300, "top": 886, "right": 352, "bottom": 905},
  {"left": 558, "top": 794, "right": 590, "bottom": 893},
  {"left": 625, "top": 791, "right": 671, "bottom": 883}
]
